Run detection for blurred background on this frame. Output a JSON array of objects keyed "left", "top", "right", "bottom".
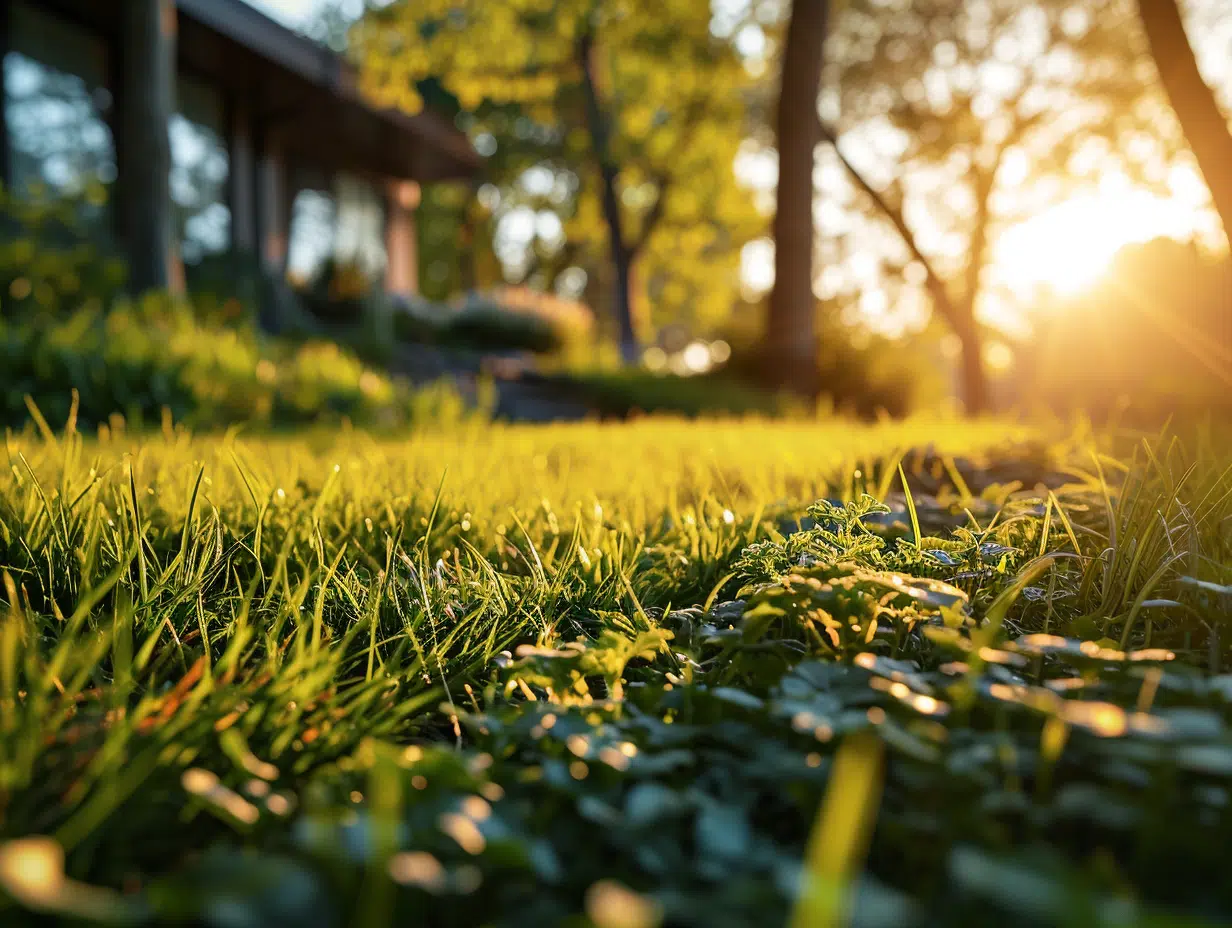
[{"left": 1, "top": 0, "right": 1229, "bottom": 428}]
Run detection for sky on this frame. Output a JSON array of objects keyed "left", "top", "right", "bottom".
[{"left": 241, "top": 0, "right": 319, "bottom": 27}]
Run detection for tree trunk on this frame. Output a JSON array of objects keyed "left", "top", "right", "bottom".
[
  {"left": 956, "top": 316, "right": 989, "bottom": 417},
  {"left": 821, "top": 124, "right": 990, "bottom": 413},
  {"left": 578, "top": 33, "right": 640, "bottom": 363},
  {"left": 766, "top": 0, "right": 828, "bottom": 397},
  {"left": 1137, "top": 0, "right": 1232, "bottom": 244},
  {"left": 120, "top": 0, "right": 180, "bottom": 295}
]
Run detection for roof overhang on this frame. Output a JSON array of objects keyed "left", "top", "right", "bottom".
[
  {"left": 177, "top": 0, "right": 480, "bottom": 182},
  {"left": 30, "top": 0, "right": 481, "bottom": 183}
]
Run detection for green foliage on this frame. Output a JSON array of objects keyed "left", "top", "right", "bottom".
[
  {"left": 353, "top": 0, "right": 765, "bottom": 337},
  {"left": 0, "top": 203, "right": 474, "bottom": 431},
  {"left": 391, "top": 287, "right": 594, "bottom": 357},
  {"left": 0, "top": 189, "right": 127, "bottom": 317},
  {"left": 541, "top": 368, "right": 787, "bottom": 418},
  {"left": 447, "top": 289, "right": 591, "bottom": 355},
  {"left": 720, "top": 309, "right": 945, "bottom": 417},
  {"left": 0, "top": 293, "right": 471, "bottom": 431},
  {"left": 0, "top": 419, "right": 1229, "bottom": 925},
  {"left": 1027, "top": 239, "right": 1232, "bottom": 418}
]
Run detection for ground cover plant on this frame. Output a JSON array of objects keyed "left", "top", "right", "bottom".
[{"left": 0, "top": 413, "right": 1230, "bottom": 927}]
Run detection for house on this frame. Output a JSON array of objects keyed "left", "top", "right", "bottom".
[{"left": 0, "top": 0, "right": 479, "bottom": 302}]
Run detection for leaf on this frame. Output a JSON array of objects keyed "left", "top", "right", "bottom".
[
  {"left": 625, "top": 783, "right": 688, "bottom": 826},
  {"left": 709, "top": 687, "right": 765, "bottom": 711},
  {"left": 694, "top": 801, "right": 751, "bottom": 860}
]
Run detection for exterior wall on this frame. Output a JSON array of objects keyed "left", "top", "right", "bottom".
[{"left": 0, "top": 0, "right": 442, "bottom": 304}]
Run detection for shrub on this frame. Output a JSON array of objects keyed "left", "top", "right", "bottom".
[
  {"left": 0, "top": 294, "right": 471, "bottom": 431},
  {"left": 544, "top": 368, "right": 789, "bottom": 418},
  {"left": 293, "top": 257, "right": 376, "bottom": 326},
  {"left": 720, "top": 308, "right": 943, "bottom": 417},
  {"left": 0, "top": 188, "right": 127, "bottom": 318},
  {"left": 182, "top": 249, "right": 267, "bottom": 326},
  {"left": 445, "top": 291, "right": 564, "bottom": 354},
  {"left": 391, "top": 295, "right": 452, "bottom": 345},
  {"left": 391, "top": 288, "right": 595, "bottom": 357},
  {"left": 1026, "top": 238, "right": 1232, "bottom": 421}
]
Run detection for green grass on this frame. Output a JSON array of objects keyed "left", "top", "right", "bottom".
[{"left": 0, "top": 414, "right": 1230, "bottom": 927}]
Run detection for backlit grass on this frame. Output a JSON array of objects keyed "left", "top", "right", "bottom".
[{"left": 0, "top": 413, "right": 1229, "bottom": 926}]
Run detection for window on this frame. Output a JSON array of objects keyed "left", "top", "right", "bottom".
[
  {"left": 171, "top": 76, "right": 231, "bottom": 264},
  {"left": 4, "top": 2, "right": 116, "bottom": 220},
  {"left": 287, "top": 187, "right": 337, "bottom": 286},
  {"left": 334, "top": 173, "right": 387, "bottom": 279},
  {"left": 287, "top": 171, "right": 387, "bottom": 288}
]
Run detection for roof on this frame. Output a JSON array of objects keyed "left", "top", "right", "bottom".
[
  {"left": 177, "top": 0, "right": 480, "bottom": 181},
  {"left": 29, "top": 0, "right": 480, "bottom": 182}
]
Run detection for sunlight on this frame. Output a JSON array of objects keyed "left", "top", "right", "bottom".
[{"left": 993, "top": 173, "right": 1214, "bottom": 299}]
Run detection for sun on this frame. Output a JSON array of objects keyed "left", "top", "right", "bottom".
[
  {"left": 992, "top": 178, "right": 1214, "bottom": 300},
  {"left": 995, "top": 197, "right": 1123, "bottom": 296}
]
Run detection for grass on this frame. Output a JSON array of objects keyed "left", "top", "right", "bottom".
[{"left": 0, "top": 412, "right": 1230, "bottom": 927}]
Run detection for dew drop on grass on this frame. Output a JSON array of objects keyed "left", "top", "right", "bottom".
[{"left": 0, "top": 836, "right": 65, "bottom": 907}]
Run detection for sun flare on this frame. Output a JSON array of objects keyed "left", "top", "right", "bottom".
[{"left": 993, "top": 173, "right": 1216, "bottom": 300}]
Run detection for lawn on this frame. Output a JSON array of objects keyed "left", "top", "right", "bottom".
[{"left": 0, "top": 413, "right": 1230, "bottom": 927}]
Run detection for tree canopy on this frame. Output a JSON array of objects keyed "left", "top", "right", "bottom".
[
  {"left": 823, "top": 0, "right": 1177, "bottom": 409},
  {"left": 353, "top": 0, "right": 764, "bottom": 353}
]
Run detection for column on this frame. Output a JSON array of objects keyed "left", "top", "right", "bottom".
[
  {"left": 0, "top": 1, "right": 10, "bottom": 190},
  {"left": 384, "top": 178, "right": 420, "bottom": 298},
  {"left": 255, "top": 130, "right": 288, "bottom": 274},
  {"left": 118, "top": 0, "right": 181, "bottom": 294},
  {"left": 227, "top": 97, "right": 257, "bottom": 256}
]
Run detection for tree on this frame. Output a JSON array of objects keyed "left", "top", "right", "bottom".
[
  {"left": 353, "top": 0, "right": 760, "bottom": 360},
  {"left": 765, "top": 0, "right": 828, "bottom": 397},
  {"left": 829, "top": 0, "right": 1157, "bottom": 413},
  {"left": 1135, "top": 0, "right": 1232, "bottom": 244},
  {"left": 119, "top": 0, "right": 180, "bottom": 294}
]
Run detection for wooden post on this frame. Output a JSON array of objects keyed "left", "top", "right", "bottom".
[
  {"left": 0, "top": 2, "right": 11, "bottom": 191},
  {"left": 227, "top": 97, "right": 257, "bottom": 256},
  {"left": 384, "top": 179, "right": 420, "bottom": 298},
  {"left": 256, "top": 131, "right": 288, "bottom": 273},
  {"left": 119, "top": 0, "right": 181, "bottom": 295}
]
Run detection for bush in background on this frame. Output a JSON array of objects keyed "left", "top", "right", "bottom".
[
  {"left": 0, "top": 195, "right": 477, "bottom": 432},
  {"left": 0, "top": 294, "right": 472, "bottom": 431},
  {"left": 0, "top": 188, "right": 128, "bottom": 318},
  {"left": 719, "top": 305, "right": 944, "bottom": 418},
  {"left": 542, "top": 367, "right": 789, "bottom": 418},
  {"left": 1026, "top": 238, "right": 1231, "bottom": 421},
  {"left": 390, "top": 286, "right": 595, "bottom": 358}
]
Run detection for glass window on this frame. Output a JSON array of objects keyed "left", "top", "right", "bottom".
[
  {"left": 286, "top": 171, "right": 387, "bottom": 288},
  {"left": 4, "top": 2, "right": 116, "bottom": 219},
  {"left": 170, "top": 76, "right": 231, "bottom": 264},
  {"left": 334, "top": 173, "right": 387, "bottom": 279},
  {"left": 287, "top": 187, "right": 337, "bottom": 286}
]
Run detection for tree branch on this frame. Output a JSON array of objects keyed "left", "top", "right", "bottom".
[
  {"left": 819, "top": 123, "right": 964, "bottom": 332},
  {"left": 629, "top": 179, "right": 668, "bottom": 256},
  {"left": 962, "top": 102, "right": 1043, "bottom": 311}
]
